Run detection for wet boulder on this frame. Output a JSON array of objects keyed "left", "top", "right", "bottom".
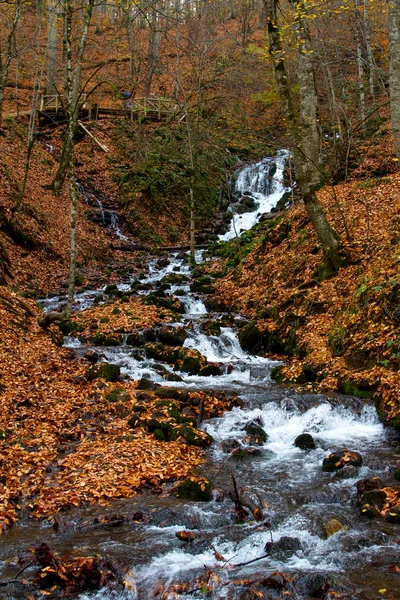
[
  {"left": 359, "top": 489, "right": 387, "bottom": 510},
  {"left": 84, "top": 349, "right": 99, "bottom": 364},
  {"left": 173, "top": 478, "right": 213, "bottom": 501},
  {"left": 229, "top": 447, "right": 263, "bottom": 460},
  {"left": 356, "top": 476, "right": 384, "bottom": 496},
  {"left": 385, "top": 505, "right": 400, "bottom": 523},
  {"left": 155, "top": 387, "right": 189, "bottom": 402},
  {"left": 198, "top": 364, "right": 223, "bottom": 377},
  {"left": 242, "top": 421, "right": 268, "bottom": 444},
  {"left": 157, "top": 326, "right": 188, "bottom": 347},
  {"left": 163, "top": 372, "right": 184, "bottom": 382},
  {"left": 126, "top": 332, "right": 145, "bottom": 346},
  {"left": 238, "top": 320, "right": 264, "bottom": 354},
  {"left": 264, "top": 536, "right": 302, "bottom": 560},
  {"left": 295, "top": 573, "right": 330, "bottom": 598},
  {"left": 220, "top": 439, "right": 240, "bottom": 453},
  {"left": 324, "top": 518, "right": 348, "bottom": 538},
  {"left": 294, "top": 433, "right": 316, "bottom": 450},
  {"left": 322, "top": 450, "right": 362, "bottom": 472}
]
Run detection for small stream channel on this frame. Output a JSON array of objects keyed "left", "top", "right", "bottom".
[{"left": 1, "top": 152, "right": 400, "bottom": 599}]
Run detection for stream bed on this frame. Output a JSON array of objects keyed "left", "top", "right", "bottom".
[{"left": 1, "top": 152, "right": 400, "bottom": 599}]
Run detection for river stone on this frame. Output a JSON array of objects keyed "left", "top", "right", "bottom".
[
  {"left": 242, "top": 421, "right": 268, "bottom": 444},
  {"left": 163, "top": 373, "right": 184, "bottom": 382},
  {"left": 84, "top": 349, "right": 99, "bottom": 364},
  {"left": 356, "top": 476, "right": 384, "bottom": 496},
  {"left": 295, "top": 573, "right": 330, "bottom": 598},
  {"left": 157, "top": 326, "right": 187, "bottom": 347},
  {"left": 294, "top": 432, "right": 316, "bottom": 450},
  {"left": 220, "top": 438, "right": 240, "bottom": 453},
  {"left": 264, "top": 536, "right": 302, "bottom": 560},
  {"left": 322, "top": 450, "right": 362, "bottom": 472},
  {"left": 360, "top": 489, "right": 388, "bottom": 509},
  {"left": 324, "top": 518, "right": 348, "bottom": 538}
]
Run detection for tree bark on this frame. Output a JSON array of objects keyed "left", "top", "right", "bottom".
[
  {"left": 388, "top": 0, "right": 400, "bottom": 159},
  {"left": 264, "top": 0, "right": 341, "bottom": 277}
]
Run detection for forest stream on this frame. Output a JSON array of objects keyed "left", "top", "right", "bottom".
[{"left": 1, "top": 153, "right": 399, "bottom": 600}]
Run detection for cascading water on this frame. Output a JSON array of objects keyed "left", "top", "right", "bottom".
[
  {"left": 10, "top": 151, "right": 400, "bottom": 600},
  {"left": 220, "top": 149, "right": 291, "bottom": 242}
]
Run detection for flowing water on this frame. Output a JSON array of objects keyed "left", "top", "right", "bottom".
[{"left": 2, "top": 153, "right": 400, "bottom": 599}]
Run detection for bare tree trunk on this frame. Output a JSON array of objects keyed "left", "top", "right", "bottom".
[
  {"left": 144, "top": 4, "right": 162, "bottom": 97},
  {"left": 0, "top": 0, "right": 22, "bottom": 125},
  {"left": 47, "top": 0, "right": 59, "bottom": 96},
  {"left": 355, "top": 2, "right": 367, "bottom": 135},
  {"left": 50, "top": 0, "right": 95, "bottom": 195},
  {"left": 264, "top": 0, "right": 341, "bottom": 277},
  {"left": 388, "top": 0, "right": 400, "bottom": 160}
]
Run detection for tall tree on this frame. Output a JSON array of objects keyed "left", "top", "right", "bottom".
[
  {"left": 264, "top": 0, "right": 341, "bottom": 277},
  {"left": 51, "top": 0, "right": 95, "bottom": 195},
  {"left": 0, "top": 0, "right": 22, "bottom": 125},
  {"left": 388, "top": 0, "right": 400, "bottom": 159}
]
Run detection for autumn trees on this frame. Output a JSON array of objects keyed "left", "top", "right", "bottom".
[
  {"left": 388, "top": 0, "right": 400, "bottom": 159},
  {"left": 264, "top": 0, "right": 342, "bottom": 276}
]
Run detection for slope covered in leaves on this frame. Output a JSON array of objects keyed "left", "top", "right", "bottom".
[
  {"left": 0, "top": 289, "right": 218, "bottom": 533},
  {"left": 213, "top": 159, "right": 400, "bottom": 426}
]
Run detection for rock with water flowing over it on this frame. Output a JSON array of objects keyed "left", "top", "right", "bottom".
[
  {"left": 324, "top": 518, "right": 348, "bottom": 538},
  {"left": 86, "top": 362, "right": 120, "bottom": 382},
  {"left": 294, "top": 432, "right": 316, "bottom": 450},
  {"left": 242, "top": 421, "right": 268, "bottom": 444},
  {"left": 264, "top": 536, "right": 302, "bottom": 560},
  {"left": 157, "top": 326, "right": 188, "bottom": 347},
  {"left": 322, "top": 449, "right": 362, "bottom": 472}
]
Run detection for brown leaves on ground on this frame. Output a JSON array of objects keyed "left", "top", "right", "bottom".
[
  {"left": 74, "top": 296, "right": 172, "bottom": 335},
  {"left": 0, "top": 289, "right": 216, "bottom": 533}
]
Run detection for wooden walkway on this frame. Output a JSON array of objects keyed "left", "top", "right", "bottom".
[{"left": 38, "top": 95, "right": 182, "bottom": 126}]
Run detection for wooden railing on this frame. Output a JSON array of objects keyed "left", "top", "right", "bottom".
[{"left": 39, "top": 94, "right": 89, "bottom": 112}]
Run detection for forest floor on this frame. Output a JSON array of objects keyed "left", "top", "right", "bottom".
[{"left": 211, "top": 120, "right": 400, "bottom": 429}]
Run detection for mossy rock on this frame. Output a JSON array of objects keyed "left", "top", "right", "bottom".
[
  {"left": 338, "top": 378, "right": 376, "bottom": 398},
  {"left": 155, "top": 399, "right": 181, "bottom": 420},
  {"left": 154, "top": 429, "right": 166, "bottom": 442},
  {"left": 103, "top": 336, "right": 122, "bottom": 347},
  {"left": 173, "top": 478, "right": 212, "bottom": 501},
  {"left": 147, "top": 418, "right": 173, "bottom": 439},
  {"left": 106, "top": 387, "right": 131, "bottom": 403},
  {"left": 127, "top": 412, "right": 143, "bottom": 429},
  {"left": 58, "top": 320, "right": 84, "bottom": 335},
  {"left": 360, "top": 489, "right": 387, "bottom": 509},
  {"left": 270, "top": 365, "right": 284, "bottom": 383},
  {"left": 171, "top": 425, "right": 213, "bottom": 447},
  {"left": 75, "top": 273, "right": 85, "bottom": 287},
  {"left": 87, "top": 363, "right": 120, "bottom": 382},
  {"left": 0, "top": 430, "right": 6, "bottom": 440},
  {"left": 100, "top": 317, "right": 109, "bottom": 324},
  {"left": 242, "top": 422, "right": 268, "bottom": 444},
  {"left": 111, "top": 307, "right": 121, "bottom": 315},
  {"left": 198, "top": 364, "right": 223, "bottom": 377},
  {"left": 137, "top": 378, "right": 156, "bottom": 391},
  {"left": 181, "top": 356, "right": 202, "bottom": 375},
  {"left": 105, "top": 284, "right": 119, "bottom": 295}
]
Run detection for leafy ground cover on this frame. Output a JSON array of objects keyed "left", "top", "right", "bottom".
[
  {"left": 212, "top": 133, "right": 400, "bottom": 427},
  {"left": 0, "top": 289, "right": 235, "bottom": 534}
]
